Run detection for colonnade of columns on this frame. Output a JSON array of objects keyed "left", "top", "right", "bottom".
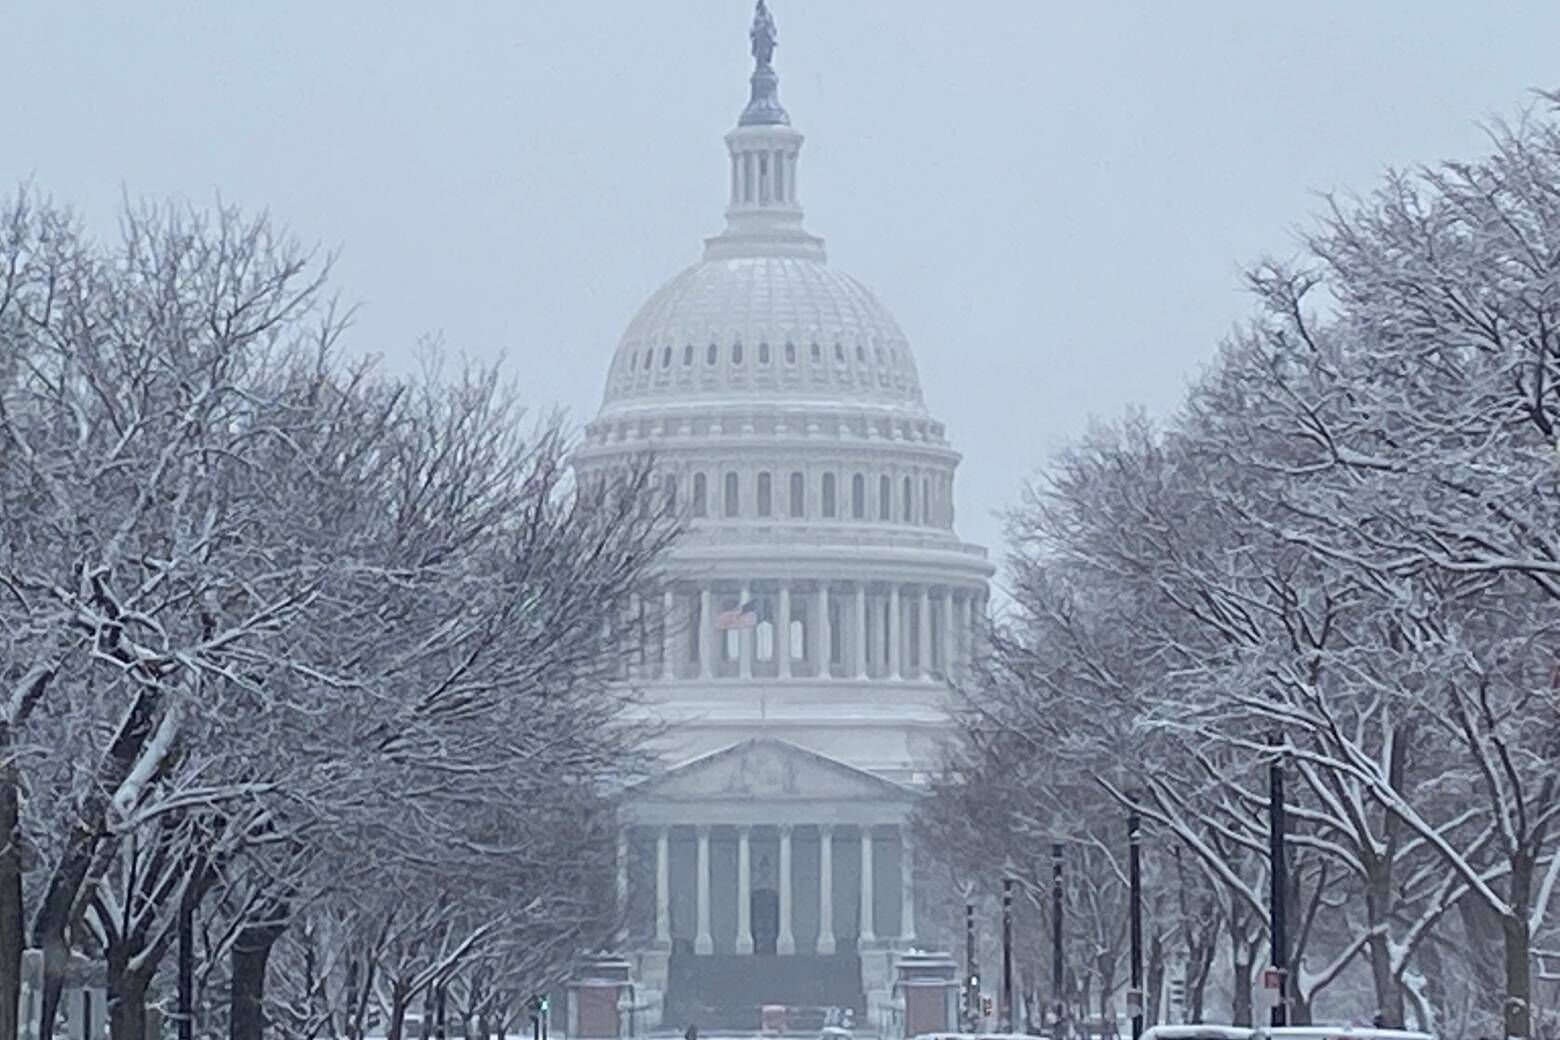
[
  {"left": 628, "top": 581, "right": 983, "bottom": 683},
  {"left": 626, "top": 824, "right": 915, "bottom": 957}
]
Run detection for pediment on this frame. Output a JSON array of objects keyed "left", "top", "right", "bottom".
[{"left": 630, "top": 738, "right": 912, "bottom": 804}]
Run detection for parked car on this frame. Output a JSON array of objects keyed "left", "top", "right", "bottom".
[
  {"left": 1143, "top": 1028, "right": 1254, "bottom": 1040},
  {"left": 1252, "top": 1028, "right": 1434, "bottom": 1040}
]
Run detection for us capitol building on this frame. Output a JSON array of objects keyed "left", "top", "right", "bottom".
[{"left": 569, "top": 3, "right": 991, "bottom": 1031}]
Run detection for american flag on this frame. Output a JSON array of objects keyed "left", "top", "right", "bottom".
[{"left": 714, "top": 601, "right": 759, "bottom": 630}]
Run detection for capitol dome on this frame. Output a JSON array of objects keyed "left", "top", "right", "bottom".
[
  {"left": 578, "top": 3, "right": 990, "bottom": 1024},
  {"left": 604, "top": 256, "right": 925, "bottom": 415}
]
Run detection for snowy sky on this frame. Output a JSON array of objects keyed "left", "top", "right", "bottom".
[{"left": 8, "top": 3, "right": 1560, "bottom": 577}]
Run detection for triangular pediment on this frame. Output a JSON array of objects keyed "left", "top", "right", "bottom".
[{"left": 630, "top": 738, "right": 912, "bottom": 804}]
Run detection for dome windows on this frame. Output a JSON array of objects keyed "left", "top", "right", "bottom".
[
  {"left": 789, "top": 472, "right": 805, "bottom": 517},
  {"left": 833, "top": 343, "right": 845, "bottom": 366},
  {"left": 811, "top": 342, "right": 822, "bottom": 364},
  {"left": 758, "top": 341, "right": 771, "bottom": 365},
  {"left": 643, "top": 351, "right": 653, "bottom": 371},
  {"left": 683, "top": 345, "right": 694, "bottom": 367},
  {"left": 851, "top": 473, "right": 865, "bottom": 519},
  {"left": 855, "top": 344, "right": 866, "bottom": 365},
  {"left": 706, "top": 343, "right": 718, "bottom": 366},
  {"left": 821, "top": 473, "right": 837, "bottom": 518},
  {"left": 785, "top": 341, "right": 797, "bottom": 365},
  {"left": 661, "top": 347, "right": 672, "bottom": 369},
  {"left": 879, "top": 475, "right": 892, "bottom": 520},
  {"left": 757, "top": 471, "right": 773, "bottom": 517},
  {"left": 902, "top": 476, "right": 913, "bottom": 522},
  {"left": 732, "top": 342, "right": 744, "bottom": 365}
]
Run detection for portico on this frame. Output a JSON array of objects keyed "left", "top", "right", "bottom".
[{"left": 619, "top": 739, "right": 917, "bottom": 1020}]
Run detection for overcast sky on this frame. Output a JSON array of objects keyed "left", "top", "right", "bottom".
[{"left": 9, "top": 3, "right": 1560, "bottom": 572}]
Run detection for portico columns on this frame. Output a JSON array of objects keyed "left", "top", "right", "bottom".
[
  {"left": 777, "top": 585, "right": 792, "bottom": 678},
  {"left": 739, "top": 583, "right": 754, "bottom": 679},
  {"left": 778, "top": 825, "right": 796, "bottom": 954},
  {"left": 817, "top": 584, "right": 832, "bottom": 678},
  {"left": 736, "top": 826, "right": 754, "bottom": 954},
  {"left": 942, "top": 589, "right": 956, "bottom": 678},
  {"left": 859, "top": 826, "right": 876, "bottom": 944},
  {"left": 960, "top": 592, "right": 974, "bottom": 675},
  {"left": 853, "top": 585, "right": 868, "bottom": 679},
  {"left": 917, "top": 586, "right": 931, "bottom": 680},
  {"left": 900, "top": 827, "right": 916, "bottom": 942},
  {"left": 615, "top": 828, "right": 629, "bottom": 944},
  {"left": 654, "top": 828, "right": 670, "bottom": 946},
  {"left": 818, "top": 825, "right": 837, "bottom": 954},
  {"left": 699, "top": 588, "right": 714, "bottom": 680},
  {"left": 887, "top": 585, "right": 902, "bottom": 679},
  {"left": 662, "top": 589, "right": 676, "bottom": 679},
  {"left": 695, "top": 825, "right": 713, "bottom": 954}
]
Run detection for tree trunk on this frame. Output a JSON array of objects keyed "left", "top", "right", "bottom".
[
  {"left": 1145, "top": 930, "right": 1164, "bottom": 1026},
  {"left": 107, "top": 960, "right": 150, "bottom": 1040},
  {"left": 1502, "top": 912, "right": 1532, "bottom": 1040},
  {"left": 0, "top": 768, "right": 22, "bottom": 1040},
  {"left": 1230, "top": 954, "right": 1252, "bottom": 1028},
  {"left": 386, "top": 988, "right": 408, "bottom": 1040},
  {"left": 230, "top": 920, "right": 286, "bottom": 1040}
]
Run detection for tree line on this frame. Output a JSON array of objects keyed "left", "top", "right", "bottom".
[
  {"left": 0, "top": 193, "right": 676, "bottom": 1040},
  {"left": 921, "top": 98, "right": 1560, "bottom": 1040}
]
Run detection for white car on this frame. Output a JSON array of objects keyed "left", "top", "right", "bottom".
[
  {"left": 1252, "top": 1029, "right": 1433, "bottom": 1040},
  {"left": 1143, "top": 1028, "right": 1254, "bottom": 1040}
]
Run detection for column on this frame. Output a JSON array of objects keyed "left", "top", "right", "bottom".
[
  {"left": 818, "top": 825, "right": 836, "bottom": 954},
  {"left": 662, "top": 589, "right": 676, "bottom": 679},
  {"left": 615, "top": 827, "right": 629, "bottom": 943},
  {"left": 859, "top": 826, "right": 876, "bottom": 944},
  {"left": 739, "top": 583, "right": 754, "bottom": 679},
  {"left": 655, "top": 827, "right": 670, "bottom": 945},
  {"left": 736, "top": 826, "right": 754, "bottom": 954},
  {"left": 695, "top": 826, "right": 713, "bottom": 954},
  {"left": 699, "top": 588, "right": 714, "bottom": 680},
  {"left": 900, "top": 827, "right": 916, "bottom": 942},
  {"left": 960, "top": 593, "right": 974, "bottom": 675},
  {"left": 917, "top": 586, "right": 931, "bottom": 680},
  {"left": 888, "top": 585, "right": 902, "bottom": 679},
  {"left": 942, "top": 589, "right": 956, "bottom": 679},
  {"left": 817, "top": 584, "right": 832, "bottom": 679},
  {"left": 853, "top": 585, "right": 868, "bottom": 679},
  {"left": 777, "top": 585, "right": 792, "bottom": 679},
  {"left": 778, "top": 825, "right": 796, "bottom": 954}
]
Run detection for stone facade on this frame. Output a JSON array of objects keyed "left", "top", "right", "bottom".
[{"left": 571, "top": 3, "right": 991, "bottom": 1030}]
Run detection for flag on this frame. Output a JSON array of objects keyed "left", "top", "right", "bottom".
[{"left": 715, "top": 601, "right": 759, "bottom": 630}]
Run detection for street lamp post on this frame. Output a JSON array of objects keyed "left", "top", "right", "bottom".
[
  {"left": 1268, "top": 735, "right": 1289, "bottom": 1026},
  {"left": 1002, "top": 876, "right": 1015, "bottom": 1033},
  {"left": 1052, "top": 843, "right": 1065, "bottom": 1033},
  {"left": 1129, "top": 806, "right": 1144, "bottom": 1040}
]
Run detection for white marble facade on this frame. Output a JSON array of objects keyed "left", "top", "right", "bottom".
[{"left": 570, "top": 2, "right": 991, "bottom": 1026}]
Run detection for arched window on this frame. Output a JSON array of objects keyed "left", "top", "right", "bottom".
[
  {"left": 821, "top": 473, "right": 837, "bottom": 518},
  {"left": 683, "top": 344, "right": 694, "bottom": 366},
  {"left": 732, "top": 342, "right": 744, "bottom": 365},
  {"left": 856, "top": 344, "right": 866, "bottom": 364},
  {"left": 810, "top": 342, "right": 822, "bottom": 364},
  {"left": 692, "top": 473, "right": 708, "bottom": 517},
  {"left": 922, "top": 477, "right": 932, "bottom": 524},
  {"left": 902, "top": 476, "right": 913, "bottom": 522},
  {"left": 785, "top": 342, "right": 797, "bottom": 365},
  {"left": 757, "top": 472, "right": 773, "bottom": 517},
  {"left": 662, "top": 474, "right": 677, "bottom": 513},
  {"left": 834, "top": 344, "right": 846, "bottom": 366},
  {"left": 707, "top": 343, "right": 718, "bottom": 366},
  {"left": 756, "top": 619, "right": 774, "bottom": 661},
  {"left": 879, "top": 475, "right": 892, "bottom": 520},
  {"left": 724, "top": 472, "right": 741, "bottom": 517},
  {"left": 661, "top": 347, "right": 672, "bottom": 368},
  {"left": 789, "top": 618, "right": 805, "bottom": 659},
  {"left": 789, "top": 472, "right": 805, "bottom": 517},
  {"left": 643, "top": 351, "right": 653, "bottom": 371},
  {"left": 851, "top": 473, "right": 865, "bottom": 519},
  {"left": 759, "top": 342, "right": 770, "bottom": 365}
]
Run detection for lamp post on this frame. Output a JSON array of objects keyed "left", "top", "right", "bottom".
[
  {"left": 1268, "top": 735, "right": 1289, "bottom": 1026},
  {"left": 1002, "top": 876, "right": 1015, "bottom": 1033},
  {"left": 1129, "top": 805, "right": 1144, "bottom": 1040},
  {"left": 965, "top": 900, "right": 980, "bottom": 1031},
  {"left": 1052, "top": 842, "right": 1065, "bottom": 1033}
]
